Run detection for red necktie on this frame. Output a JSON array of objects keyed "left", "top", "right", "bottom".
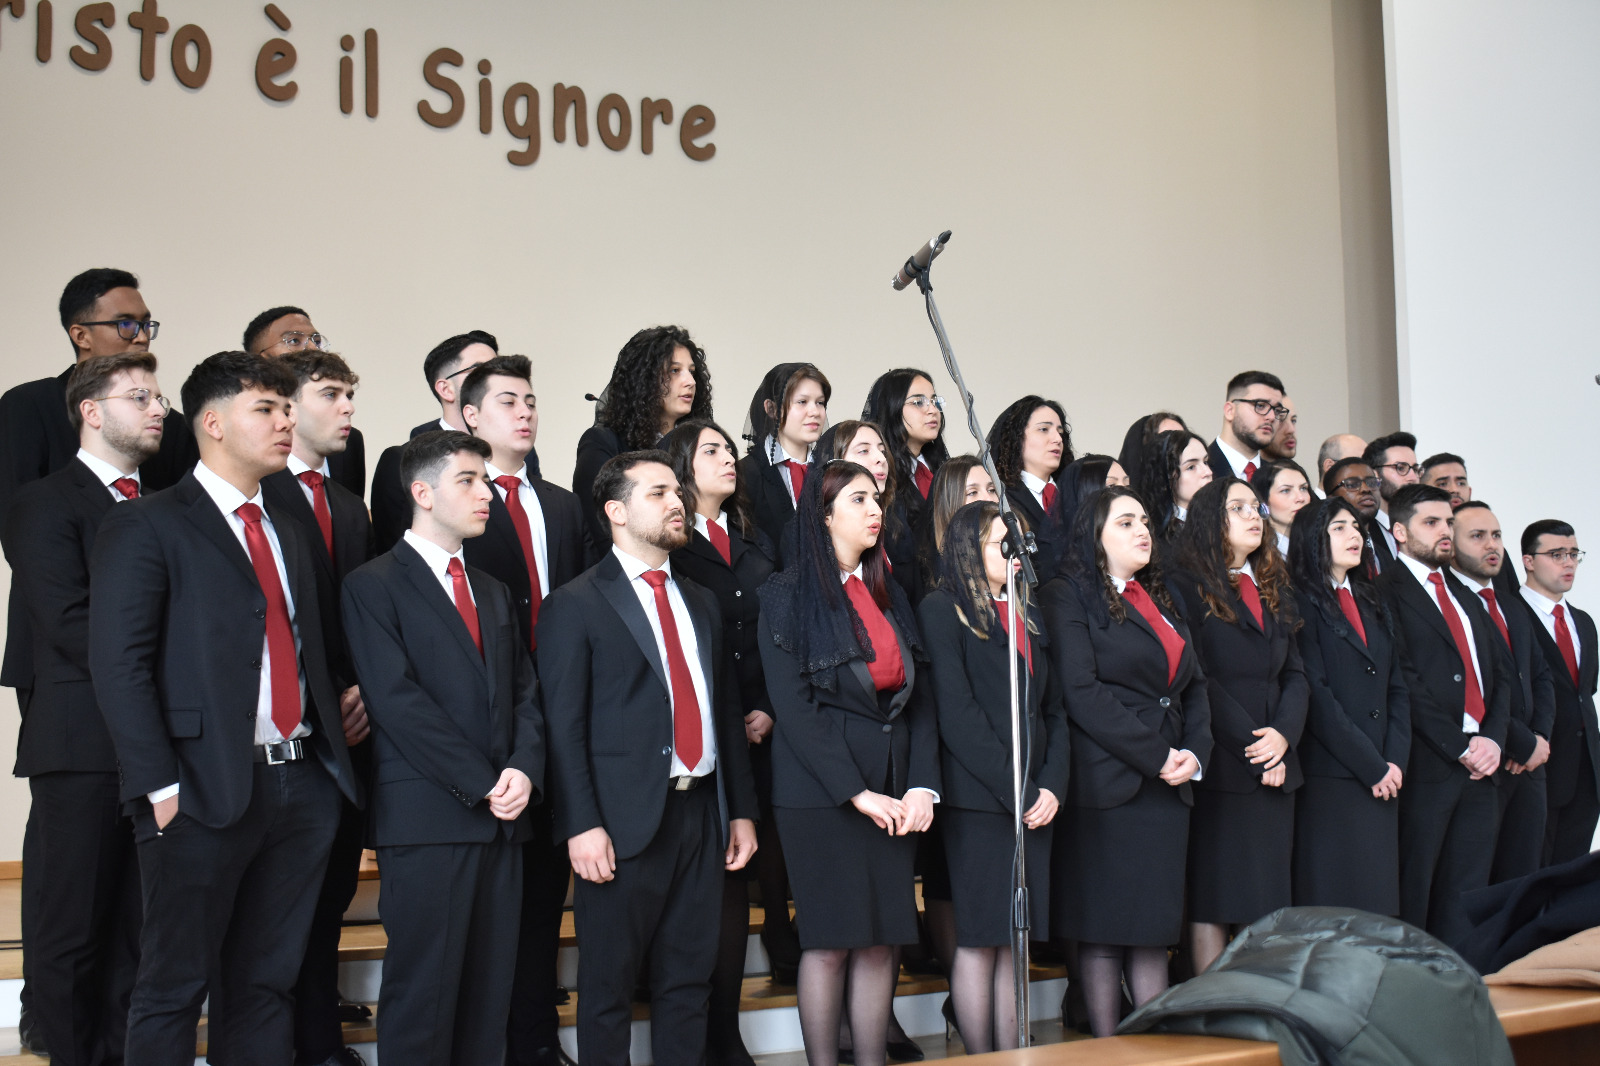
[
  {"left": 1244, "top": 461, "right": 1257, "bottom": 482},
  {"left": 1337, "top": 587, "right": 1367, "bottom": 645},
  {"left": 640, "top": 570, "right": 703, "bottom": 771},
  {"left": 1122, "top": 579, "right": 1185, "bottom": 685},
  {"left": 706, "top": 518, "right": 732, "bottom": 566},
  {"left": 786, "top": 460, "right": 807, "bottom": 504},
  {"left": 1236, "top": 571, "right": 1265, "bottom": 629},
  {"left": 494, "top": 475, "right": 543, "bottom": 651},
  {"left": 1554, "top": 604, "right": 1581, "bottom": 687},
  {"left": 297, "top": 470, "right": 334, "bottom": 558},
  {"left": 994, "top": 597, "right": 1032, "bottom": 675},
  {"left": 447, "top": 557, "right": 482, "bottom": 657},
  {"left": 1427, "top": 572, "right": 1485, "bottom": 723},
  {"left": 1477, "top": 588, "right": 1511, "bottom": 648},
  {"left": 234, "top": 503, "right": 302, "bottom": 738},
  {"left": 111, "top": 477, "right": 140, "bottom": 500},
  {"left": 1040, "top": 481, "right": 1057, "bottom": 515},
  {"left": 914, "top": 460, "right": 933, "bottom": 500},
  {"left": 844, "top": 575, "right": 906, "bottom": 690}
]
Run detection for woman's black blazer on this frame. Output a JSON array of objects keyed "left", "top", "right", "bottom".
[
  {"left": 1168, "top": 570, "right": 1309, "bottom": 794},
  {"left": 917, "top": 588, "right": 1069, "bottom": 814},
  {"left": 1038, "top": 576, "right": 1213, "bottom": 810},
  {"left": 572, "top": 424, "right": 624, "bottom": 560},
  {"left": 738, "top": 451, "right": 796, "bottom": 568},
  {"left": 759, "top": 611, "right": 941, "bottom": 810},
  {"left": 1293, "top": 588, "right": 1412, "bottom": 788},
  {"left": 1006, "top": 479, "right": 1067, "bottom": 584},
  {"left": 670, "top": 522, "right": 776, "bottom": 716}
]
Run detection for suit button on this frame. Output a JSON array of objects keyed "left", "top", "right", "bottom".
[
  {"left": 1366, "top": 666, "right": 1376, "bottom": 675},
  {"left": 1453, "top": 673, "right": 1464, "bottom": 683},
  {"left": 1371, "top": 710, "right": 1381, "bottom": 719},
  {"left": 255, "top": 608, "right": 265, "bottom": 619},
  {"left": 520, "top": 598, "right": 530, "bottom": 606},
  {"left": 662, "top": 746, "right": 672, "bottom": 756},
  {"left": 733, "top": 652, "right": 741, "bottom": 661},
  {"left": 1159, "top": 697, "right": 1171, "bottom": 708},
  {"left": 250, "top": 659, "right": 262, "bottom": 670},
  {"left": 882, "top": 724, "right": 892, "bottom": 733},
  {"left": 735, "top": 590, "right": 742, "bottom": 597}
]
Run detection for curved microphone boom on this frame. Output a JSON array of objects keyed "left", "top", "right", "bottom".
[{"left": 891, "top": 230, "right": 953, "bottom": 291}]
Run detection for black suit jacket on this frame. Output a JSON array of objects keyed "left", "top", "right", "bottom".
[
  {"left": 463, "top": 476, "right": 587, "bottom": 652},
  {"left": 739, "top": 453, "right": 797, "bottom": 568},
  {"left": 1377, "top": 564, "right": 1511, "bottom": 783},
  {"left": 572, "top": 425, "right": 625, "bottom": 562},
  {"left": 758, "top": 606, "right": 940, "bottom": 810},
  {"left": 1518, "top": 596, "right": 1600, "bottom": 808},
  {"left": 326, "top": 428, "right": 366, "bottom": 499},
  {"left": 917, "top": 588, "right": 1068, "bottom": 814},
  {"left": 88, "top": 471, "right": 360, "bottom": 825},
  {"left": 1293, "top": 589, "right": 1411, "bottom": 787},
  {"left": 1366, "top": 516, "right": 1398, "bottom": 575},
  {"left": 1, "top": 369, "right": 196, "bottom": 691},
  {"left": 1, "top": 459, "right": 125, "bottom": 775},
  {"left": 341, "top": 541, "right": 543, "bottom": 845},
  {"left": 1467, "top": 581, "right": 1556, "bottom": 766},
  {"left": 538, "top": 551, "right": 757, "bottom": 858},
  {"left": 1038, "top": 577, "right": 1213, "bottom": 809},
  {"left": 1006, "top": 479, "right": 1068, "bottom": 585},
  {"left": 669, "top": 523, "right": 776, "bottom": 717},
  {"left": 1205, "top": 440, "right": 1235, "bottom": 485},
  {"left": 1169, "top": 570, "right": 1309, "bottom": 793}
]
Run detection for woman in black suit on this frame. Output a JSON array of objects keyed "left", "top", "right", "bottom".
[
  {"left": 811, "top": 421, "right": 921, "bottom": 605},
  {"left": 912, "top": 455, "right": 1000, "bottom": 603},
  {"left": 860, "top": 369, "right": 950, "bottom": 523},
  {"left": 663, "top": 419, "right": 795, "bottom": 1065},
  {"left": 738, "top": 363, "right": 832, "bottom": 563},
  {"left": 1250, "top": 459, "right": 1313, "bottom": 558},
  {"left": 1168, "top": 478, "right": 1308, "bottom": 974},
  {"left": 1287, "top": 497, "right": 1410, "bottom": 916},
  {"left": 1039, "top": 486, "right": 1211, "bottom": 1038},
  {"left": 1138, "top": 429, "right": 1213, "bottom": 550},
  {"left": 985, "top": 396, "right": 1074, "bottom": 582},
  {"left": 573, "top": 325, "right": 713, "bottom": 550},
  {"left": 759, "top": 460, "right": 940, "bottom": 1066},
  {"left": 918, "top": 502, "right": 1068, "bottom": 1052}
]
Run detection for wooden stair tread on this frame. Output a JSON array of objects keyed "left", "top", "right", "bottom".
[{"left": 1485, "top": 983, "right": 1600, "bottom": 1037}]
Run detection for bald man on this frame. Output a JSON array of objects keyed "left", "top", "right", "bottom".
[{"left": 1316, "top": 433, "right": 1366, "bottom": 497}]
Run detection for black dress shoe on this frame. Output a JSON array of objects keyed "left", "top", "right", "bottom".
[
  {"left": 769, "top": 961, "right": 798, "bottom": 986},
  {"left": 311, "top": 1049, "right": 368, "bottom": 1066},
  {"left": 532, "top": 1045, "right": 578, "bottom": 1066},
  {"left": 18, "top": 1007, "right": 48, "bottom": 1057},
  {"left": 553, "top": 984, "right": 572, "bottom": 1005},
  {"left": 336, "top": 1000, "right": 373, "bottom": 1024},
  {"left": 886, "top": 1037, "right": 926, "bottom": 1062}
]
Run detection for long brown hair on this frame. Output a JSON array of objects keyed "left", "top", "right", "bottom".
[
  {"left": 661, "top": 418, "right": 756, "bottom": 538},
  {"left": 1176, "top": 477, "right": 1297, "bottom": 627}
]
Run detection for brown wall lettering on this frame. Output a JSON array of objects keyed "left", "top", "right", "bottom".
[
  {"left": 169, "top": 21, "right": 206, "bottom": 88},
  {"left": 339, "top": 33, "right": 354, "bottom": 114},
  {"left": 363, "top": 28, "right": 377, "bottom": 117},
  {"left": 68, "top": 2, "right": 113, "bottom": 72},
  {"left": 35, "top": 0, "right": 51, "bottom": 62},
  {"left": 255, "top": 36, "right": 295, "bottom": 100},
  {"left": 128, "top": 0, "right": 167, "bottom": 82},
  {"left": 680, "top": 104, "right": 715, "bottom": 162},
  {"left": 640, "top": 97, "right": 671, "bottom": 155},
  {"left": 503, "top": 82, "right": 538, "bottom": 166},
  {"left": 417, "top": 46, "right": 463, "bottom": 128},
  {"left": 596, "top": 92, "right": 629, "bottom": 151},
  {"left": 476, "top": 57, "right": 491, "bottom": 134},
  {"left": 553, "top": 83, "right": 587, "bottom": 146}
]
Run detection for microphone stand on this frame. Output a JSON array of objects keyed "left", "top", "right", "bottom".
[{"left": 910, "top": 239, "right": 1037, "bottom": 1049}]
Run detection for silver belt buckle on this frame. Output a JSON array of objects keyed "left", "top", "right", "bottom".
[
  {"left": 671, "top": 774, "right": 695, "bottom": 791},
  {"left": 264, "top": 739, "right": 301, "bottom": 765}
]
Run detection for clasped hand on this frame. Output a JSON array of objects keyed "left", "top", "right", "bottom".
[{"left": 851, "top": 789, "right": 934, "bottom": 835}]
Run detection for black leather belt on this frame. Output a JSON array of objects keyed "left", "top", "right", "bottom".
[
  {"left": 254, "top": 739, "right": 308, "bottom": 764},
  {"left": 669, "top": 773, "right": 710, "bottom": 792}
]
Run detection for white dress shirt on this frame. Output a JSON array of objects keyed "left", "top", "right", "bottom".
[
  {"left": 1374, "top": 508, "right": 1398, "bottom": 562},
  {"left": 765, "top": 436, "right": 811, "bottom": 505},
  {"left": 486, "top": 460, "right": 550, "bottom": 597},
  {"left": 1276, "top": 530, "right": 1291, "bottom": 557},
  {"left": 1020, "top": 469, "right": 1049, "bottom": 510},
  {"left": 1397, "top": 551, "right": 1482, "bottom": 734},
  {"left": 403, "top": 529, "right": 476, "bottom": 605},
  {"left": 693, "top": 510, "right": 729, "bottom": 542},
  {"left": 75, "top": 447, "right": 139, "bottom": 500},
  {"left": 1213, "top": 437, "right": 1259, "bottom": 479},
  {"left": 150, "top": 462, "right": 310, "bottom": 803},
  {"left": 286, "top": 452, "right": 333, "bottom": 508},
  {"left": 1522, "top": 585, "right": 1584, "bottom": 668},
  {"left": 613, "top": 547, "right": 715, "bottom": 777},
  {"left": 1110, "top": 573, "right": 1203, "bottom": 779}
]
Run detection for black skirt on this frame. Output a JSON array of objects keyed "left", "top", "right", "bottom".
[
  {"left": 1188, "top": 786, "right": 1295, "bottom": 925},
  {"left": 1052, "top": 777, "right": 1189, "bottom": 947},
  {"left": 944, "top": 806, "right": 1051, "bottom": 947},
  {"left": 916, "top": 817, "right": 953, "bottom": 902},
  {"left": 1292, "top": 775, "right": 1400, "bottom": 917},
  {"left": 776, "top": 804, "right": 920, "bottom": 950}
]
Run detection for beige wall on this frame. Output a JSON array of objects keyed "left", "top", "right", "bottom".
[{"left": 0, "top": 0, "right": 1392, "bottom": 859}]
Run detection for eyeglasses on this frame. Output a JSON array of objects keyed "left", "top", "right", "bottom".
[
  {"left": 1334, "top": 476, "right": 1381, "bottom": 492},
  {"left": 904, "top": 394, "right": 945, "bottom": 412},
  {"left": 1531, "top": 549, "right": 1586, "bottom": 564},
  {"left": 1225, "top": 502, "right": 1259, "bottom": 519},
  {"left": 267, "top": 331, "right": 331, "bottom": 353},
  {"left": 1237, "top": 398, "right": 1289, "bottom": 420},
  {"left": 80, "top": 319, "right": 159, "bottom": 342},
  {"left": 91, "top": 389, "right": 171, "bottom": 414},
  {"left": 1377, "top": 461, "right": 1421, "bottom": 477}
]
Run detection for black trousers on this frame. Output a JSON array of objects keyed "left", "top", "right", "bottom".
[
  {"left": 26, "top": 770, "right": 141, "bottom": 1066},
  {"left": 1399, "top": 768, "right": 1501, "bottom": 947},
  {"left": 376, "top": 838, "right": 523, "bottom": 1066},
  {"left": 127, "top": 760, "right": 339, "bottom": 1066},
  {"left": 506, "top": 800, "right": 573, "bottom": 1062},
  {"left": 292, "top": 788, "right": 368, "bottom": 1063},
  {"left": 1491, "top": 766, "right": 1548, "bottom": 884},
  {"left": 1546, "top": 744, "right": 1600, "bottom": 866},
  {"left": 573, "top": 780, "right": 723, "bottom": 1066}
]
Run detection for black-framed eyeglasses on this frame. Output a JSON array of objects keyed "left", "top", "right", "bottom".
[
  {"left": 1531, "top": 549, "right": 1586, "bottom": 564},
  {"left": 904, "top": 394, "right": 945, "bottom": 412},
  {"left": 91, "top": 389, "right": 171, "bottom": 414},
  {"left": 1377, "top": 461, "right": 1421, "bottom": 477},
  {"left": 1238, "top": 398, "right": 1289, "bottom": 420},
  {"left": 1335, "top": 476, "right": 1381, "bottom": 492},
  {"left": 266, "top": 331, "right": 330, "bottom": 353},
  {"left": 80, "top": 319, "right": 159, "bottom": 342}
]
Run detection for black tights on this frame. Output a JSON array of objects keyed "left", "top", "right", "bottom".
[
  {"left": 1077, "top": 942, "right": 1169, "bottom": 1038},
  {"left": 948, "top": 945, "right": 1021, "bottom": 1053},
  {"left": 797, "top": 946, "right": 896, "bottom": 1066}
]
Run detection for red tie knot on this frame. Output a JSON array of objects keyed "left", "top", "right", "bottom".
[
  {"left": 236, "top": 502, "right": 263, "bottom": 524},
  {"left": 112, "top": 477, "right": 140, "bottom": 499},
  {"left": 297, "top": 470, "right": 324, "bottom": 489},
  {"left": 641, "top": 569, "right": 668, "bottom": 589},
  {"left": 494, "top": 474, "right": 522, "bottom": 494},
  {"left": 447, "top": 557, "right": 465, "bottom": 578},
  {"left": 1556, "top": 604, "right": 1566, "bottom": 622}
]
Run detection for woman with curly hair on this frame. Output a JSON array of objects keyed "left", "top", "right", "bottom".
[
  {"left": 985, "top": 396, "right": 1073, "bottom": 582},
  {"left": 1138, "top": 428, "right": 1213, "bottom": 548},
  {"left": 739, "top": 363, "right": 832, "bottom": 563},
  {"left": 1039, "top": 486, "right": 1210, "bottom": 1038},
  {"left": 1287, "top": 497, "right": 1409, "bottom": 916},
  {"left": 917, "top": 501, "right": 1066, "bottom": 1052},
  {"left": 573, "top": 324, "right": 713, "bottom": 549},
  {"left": 758, "top": 460, "right": 939, "bottom": 1066},
  {"left": 1116, "top": 411, "right": 1187, "bottom": 496},
  {"left": 860, "top": 369, "right": 951, "bottom": 514},
  {"left": 1167, "top": 477, "right": 1307, "bottom": 974}
]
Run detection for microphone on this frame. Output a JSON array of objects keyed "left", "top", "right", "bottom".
[{"left": 891, "top": 230, "right": 952, "bottom": 291}]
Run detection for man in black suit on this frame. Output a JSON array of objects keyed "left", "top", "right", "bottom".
[
  {"left": 0, "top": 352, "right": 166, "bottom": 1065},
  {"left": 259, "top": 351, "right": 377, "bottom": 1066},
  {"left": 1378, "top": 484, "right": 1510, "bottom": 946},
  {"left": 88, "top": 351, "right": 361, "bottom": 1065},
  {"left": 1363, "top": 432, "right": 1421, "bottom": 574},
  {"left": 1205, "top": 369, "right": 1286, "bottom": 484},
  {"left": 245, "top": 306, "right": 368, "bottom": 499},
  {"left": 341, "top": 430, "right": 543, "bottom": 1066},
  {"left": 1325, "top": 457, "right": 1389, "bottom": 575},
  {"left": 456, "top": 355, "right": 587, "bottom": 1066},
  {"left": 0, "top": 267, "right": 195, "bottom": 1056},
  {"left": 1449, "top": 502, "right": 1556, "bottom": 883},
  {"left": 1517, "top": 519, "right": 1600, "bottom": 865},
  {"left": 539, "top": 451, "right": 759, "bottom": 1066},
  {"left": 1422, "top": 452, "right": 1473, "bottom": 510},
  {"left": 369, "top": 330, "right": 506, "bottom": 554}
]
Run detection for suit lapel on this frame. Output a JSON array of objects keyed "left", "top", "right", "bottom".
[
  {"left": 1395, "top": 567, "right": 1457, "bottom": 651},
  {"left": 263, "top": 495, "right": 318, "bottom": 623},
  {"left": 685, "top": 528, "right": 727, "bottom": 569},
  {"left": 264, "top": 472, "right": 338, "bottom": 589},
  {"left": 67, "top": 459, "right": 115, "bottom": 518},
  {"left": 685, "top": 582, "right": 716, "bottom": 699},
  {"left": 469, "top": 569, "right": 501, "bottom": 708},
  {"left": 483, "top": 491, "right": 524, "bottom": 561},
  {"left": 1324, "top": 597, "right": 1376, "bottom": 663},
  {"left": 395, "top": 540, "right": 488, "bottom": 675},
  {"left": 531, "top": 480, "right": 566, "bottom": 579},
  {"left": 179, "top": 476, "right": 262, "bottom": 587},
  {"left": 597, "top": 558, "right": 671, "bottom": 695}
]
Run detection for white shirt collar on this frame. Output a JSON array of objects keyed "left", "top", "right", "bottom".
[
  {"left": 403, "top": 528, "right": 467, "bottom": 574},
  {"left": 485, "top": 460, "right": 528, "bottom": 487},
  {"left": 1396, "top": 549, "right": 1441, "bottom": 588},
  {"left": 1174, "top": 505, "right": 1188, "bottom": 522},
  {"left": 613, "top": 545, "right": 673, "bottom": 582},
  {"left": 1231, "top": 560, "right": 1256, "bottom": 580},
  {"left": 1214, "top": 436, "right": 1258, "bottom": 475},
  {"left": 1522, "top": 584, "right": 1565, "bottom": 615},
  {"left": 1332, "top": 575, "right": 1353, "bottom": 593},
  {"left": 193, "top": 460, "right": 263, "bottom": 518},
  {"left": 287, "top": 452, "right": 331, "bottom": 479},
  {"left": 839, "top": 562, "right": 865, "bottom": 584},
  {"left": 693, "top": 511, "right": 728, "bottom": 538},
  {"left": 1111, "top": 574, "right": 1130, "bottom": 593},
  {"left": 766, "top": 434, "right": 811, "bottom": 467},
  {"left": 438, "top": 416, "right": 462, "bottom": 433},
  {"left": 1450, "top": 567, "right": 1492, "bottom": 593},
  {"left": 1375, "top": 509, "right": 1392, "bottom": 530},
  {"left": 75, "top": 447, "right": 137, "bottom": 488},
  {"left": 1019, "top": 469, "right": 1048, "bottom": 494}
]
